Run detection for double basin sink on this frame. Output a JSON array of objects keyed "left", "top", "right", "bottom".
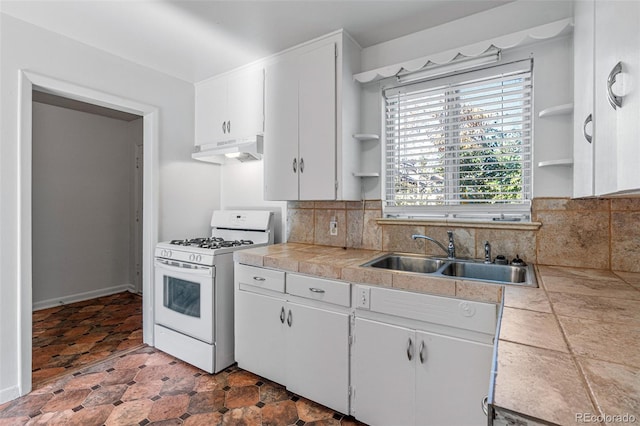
[{"left": 361, "top": 253, "right": 537, "bottom": 287}]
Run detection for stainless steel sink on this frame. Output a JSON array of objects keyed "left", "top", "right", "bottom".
[
  {"left": 440, "top": 262, "right": 529, "bottom": 284},
  {"left": 363, "top": 253, "right": 446, "bottom": 274},
  {"left": 361, "top": 253, "right": 537, "bottom": 287}
]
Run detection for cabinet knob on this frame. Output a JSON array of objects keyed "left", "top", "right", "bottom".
[
  {"left": 583, "top": 113, "right": 593, "bottom": 144},
  {"left": 406, "top": 338, "right": 413, "bottom": 361},
  {"left": 607, "top": 61, "right": 623, "bottom": 110},
  {"left": 292, "top": 158, "right": 297, "bottom": 173},
  {"left": 418, "top": 340, "right": 426, "bottom": 364}
]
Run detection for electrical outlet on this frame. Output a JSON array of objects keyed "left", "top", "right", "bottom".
[
  {"left": 357, "top": 286, "right": 370, "bottom": 309},
  {"left": 330, "top": 218, "right": 338, "bottom": 236}
]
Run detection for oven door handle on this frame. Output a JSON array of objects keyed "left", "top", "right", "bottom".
[{"left": 154, "top": 260, "right": 213, "bottom": 277}]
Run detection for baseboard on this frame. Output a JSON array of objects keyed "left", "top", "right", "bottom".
[
  {"left": 32, "top": 284, "right": 137, "bottom": 311},
  {"left": 0, "top": 384, "right": 20, "bottom": 405}
]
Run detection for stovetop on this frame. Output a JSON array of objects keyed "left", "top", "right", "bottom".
[
  {"left": 155, "top": 235, "right": 266, "bottom": 266},
  {"left": 169, "top": 237, "right": 254, "bottom": 250},
  {"left": 155, "top": 210, "right": 274, "bottom": 266}
]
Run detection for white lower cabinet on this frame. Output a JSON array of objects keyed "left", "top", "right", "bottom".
[
  {"left": 415, "top": 330, "right": 494, "bottom": 426},
  {"left": 352, "top": 318, "right": 416, "bottom": 426},
  {"left": 235, "top": 264, "right": 496, "bottom": 424},
  {"left": 235, "top": 265, "right": 350, "bottom": 414},
  {"left": 235, "top": 290, "right": 287, "bottom": 385},
  {"left": 352, "top": 317, "right": 493, "bottom": 426},
  {"left": 285, "top": 302, "right": 350, "bottom": 414}
]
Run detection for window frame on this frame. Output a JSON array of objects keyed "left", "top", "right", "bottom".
[{"left": 381, "top": 58, "right": 534, "bottom": 221}]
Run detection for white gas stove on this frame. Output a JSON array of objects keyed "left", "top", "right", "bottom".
[{"left": 154, "top": 210, "right": 273, "bottom": 373}]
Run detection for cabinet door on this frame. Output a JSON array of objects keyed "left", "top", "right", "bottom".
[
  {"left": 228, "top": 67, "right": 264, "bottom": 139},
  {"left": 594, "top": 1, "right": 640, "bottom": 194},
  {"left": 573, "top": 0, "right": 595, "bottom": 198},
  {"left": 285, "top": 302, "right": 350, "bottom": 414},
  {"left": 235, "top": 290, "right": 287, "bottom": 385},
  {"left": 298, "top": 42, "right": 337, "bottom": 200},
  {"left": 264, "top": 56, "right": 299, "bottom": 200},
  {"left": 195, "top": 76, "right": 228, "bottom": 145},
  {"left": 415, "top": 331, "right": 492, "bottom": 426},
  {"left": 352, "top": 318, "right": 415, "bottom": 426}
]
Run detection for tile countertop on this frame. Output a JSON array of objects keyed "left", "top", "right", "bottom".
[{"left": 234, "top": 243, "right": 640, "bottom": 425}]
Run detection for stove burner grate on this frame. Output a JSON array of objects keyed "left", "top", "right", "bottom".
[{"left": 169, "top": 237, "right": 254, "bottom": 250}]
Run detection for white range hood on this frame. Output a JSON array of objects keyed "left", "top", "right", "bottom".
[{"left": 192, "top": 135, "right": 263, "bottom": 164}]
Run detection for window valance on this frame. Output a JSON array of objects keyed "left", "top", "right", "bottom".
[{"left": 353, "top": 18, "right": 573, "bottom": 84}]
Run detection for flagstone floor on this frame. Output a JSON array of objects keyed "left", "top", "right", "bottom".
[
  {"left": 2, "top": 292, "right": 366, "bottom": 425},
  {"left": 1, "top": 346, "right": 365, "bottom": 426},
  {"left": 32, "top": 291, "right": 143, "bottom": 386}
]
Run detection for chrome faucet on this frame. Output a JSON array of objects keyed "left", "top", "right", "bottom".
[
  {"left": 484, "top": 241, "right": 492, "bottom": 264},
  {"left": 412, "top": 231, "right": 456, "bottom": 259}
]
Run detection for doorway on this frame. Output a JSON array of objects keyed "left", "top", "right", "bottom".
[
  {"left": 18, "top": 70, "right": 159, "bottom": 396},
  {"left": 30, "top": 91, "right": 144, "bottom": 386}
]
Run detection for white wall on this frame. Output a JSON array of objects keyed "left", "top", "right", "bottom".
[
  {"left": 32, "top": 102, "right": 138, "bottom": 308},
  {"left": 220, "top": 160, "right": 287, "bottom": 243},
  {"left": 0, "top": 14, "right": 220, "bottom": 402}
]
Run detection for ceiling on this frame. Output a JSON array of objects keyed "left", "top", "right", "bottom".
[{"left": 1, "top": 0, "right": 513, "bottom": 83}]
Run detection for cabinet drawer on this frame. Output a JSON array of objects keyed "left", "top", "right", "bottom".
[
  {"left": 236, "top": 264, "right": 285, "bottom": 293},
  {"left": 286, "top": 273, "right": 350, "bottom": 307}
]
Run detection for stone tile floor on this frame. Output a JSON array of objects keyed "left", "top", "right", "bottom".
[
  {"left": 0, "top": 346, "right": 365, "bottom": 426},
  {"left": 32, "top": 292, "right": 143, "bottom": 386}
]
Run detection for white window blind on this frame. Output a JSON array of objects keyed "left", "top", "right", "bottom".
[{"left": 384, "top": 60, "right": 533, "bottom": 220}]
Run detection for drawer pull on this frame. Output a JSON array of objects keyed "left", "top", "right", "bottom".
[
  {"left": 419, "top": 340, "right": 426, "bottom": 364},
  {"left": 287, "top": 309, "right": 293, "bottom": 327},
  {"left": 253, "top": 276, "right": 266, "bottom": 282},
  {"left": 406, "top": 338, "right": 413, "bottom": 361},
  {"left": 280, "top": 306, "right": 285, "bottom": 324},
  {"left": 309, "top": 287, "right": 325, "bottom": 293},
  {"left": 482, "top": 396, "right": 489, "bottom": 416}
]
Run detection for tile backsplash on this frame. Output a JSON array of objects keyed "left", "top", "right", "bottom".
[{"left": 286, "top": 197, "right": 640, "bottom": 273}]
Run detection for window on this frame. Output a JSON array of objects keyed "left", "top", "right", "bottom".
[{"left": 384, "top": 60, "right": 533, "bottom": 220}]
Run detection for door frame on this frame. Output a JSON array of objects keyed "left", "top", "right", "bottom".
[{"left": 18, "top": 70, "right": 159, "bottom": 396}]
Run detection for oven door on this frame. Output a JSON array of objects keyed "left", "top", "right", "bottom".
[{"left": 154, "top": 259, "right": 215, "bottom": 344}]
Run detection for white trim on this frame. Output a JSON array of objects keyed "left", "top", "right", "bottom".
[
  {"left": 17, "top": 70, "right": 159, "bottom": 397},
  {"left": 0, "top": 385, "right": 21, "bottom": 404},
  {"left": 32, "top": 285, "right": 137, "bottom": 312},
  {"left": 354, "top": 18, "right": 573, "bottom": 83}
]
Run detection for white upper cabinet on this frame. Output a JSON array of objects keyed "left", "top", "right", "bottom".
[
  {"left": 593, "top": 1, "right": 640, "bottom": 195},
  {"left": 264, "top": 31, "right": 362, "bottom": 201},
  {"left": 573, "top": 0, "right": 595, "bottom": 198},
  {"left": 574, "top": 1, "right": 640, "bottom": 196},
  {"left": 195, "top": 66, "right": 264, "bottom": 146},
  {"left": 297, "top": 43, "right": 338, "bottom": 200}
]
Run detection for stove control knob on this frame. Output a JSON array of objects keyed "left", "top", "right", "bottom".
[
  {"left": 166, "top": 250, "right": 172, "bottom": 258},
  {"left": 196, "top": 255, "right": 202, "bottom": 262},
  {"left": 161, "top": 249, "right": 167, "bottom": 257},
  {"left": 189, "top": 254, "right": 196, "bottom": 262}
]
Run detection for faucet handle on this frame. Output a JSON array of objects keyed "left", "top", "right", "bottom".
[
  {"left": 446, "top": 231, "right": 455, "bottom": 259},
  {"left": 484, "top": 241, "right": 492, "bottom": 264}
]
